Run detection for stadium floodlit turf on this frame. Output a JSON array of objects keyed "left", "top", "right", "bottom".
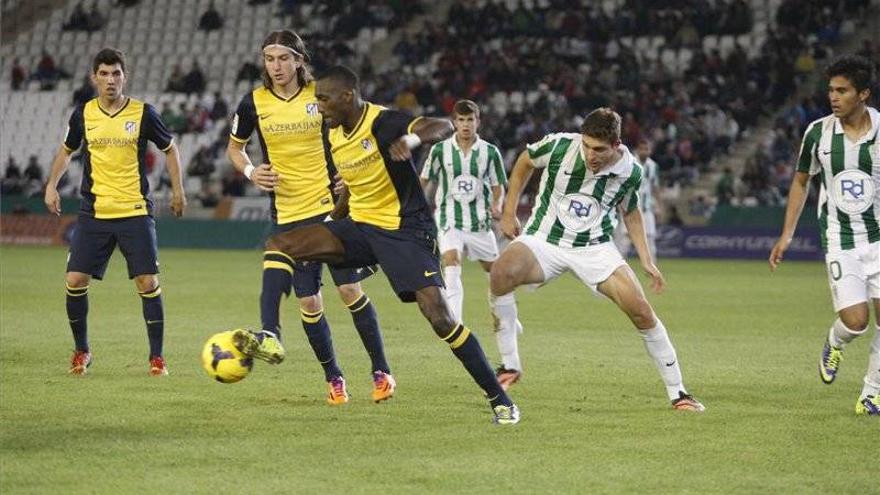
[{"left": 1, "top": 246, "right": 875, "bottom": 493}]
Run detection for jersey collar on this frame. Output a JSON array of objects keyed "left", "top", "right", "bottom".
[{"left": 832, "top": 106, "right": 880, "bottom": 144}]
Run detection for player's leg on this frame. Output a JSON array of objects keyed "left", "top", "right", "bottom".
[
  {"left": 597, "top": 264, "right": 703, "bottom": 411},
  {"left": 488, "top": 240, "right": 545, "bottom": 388},
  {"left": 118, "top": 216, "right": 166, "bottom": 375},
  {"left": 266, "top": 223, "right": 348, "bottom": 265},
  {"left": 297, "top": 283, "right": 348, "bottom": 405},
  {"left": 134, "top": 274, "right": 166, "bottom": 376},
  {"left": 370, "top": 223, "right": 518, "bottom": 423},
  {"left": 856, "top": 255, "right": 880, "bottom": 415},
  {"left": 64, "top": 216, "right": 115, "bottom": 375},
  {"left": 414, "top": 285, "right": 519, "bottom": 424},
  {"left": 439, "top": 228, "right": 465, "bottom": 321},
  {"left": 334, "top": 273, "right": 394, "bottom": 403},
  {"left": 820, "top": 249, "right": 871, "bottom": 384},
  {"left": 443, "top": 249, "right": 464, "bottom": 321}
]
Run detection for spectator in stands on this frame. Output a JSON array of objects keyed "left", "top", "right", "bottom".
[
  {"left": 667, "top": 205, "right": 684, "bottom": 226},
  {"left": 187, "top": 103, "right": 210, "bottom": 133},
  {"left": 23, "top": 155, "right": 44, "bottom": 197},
  {"left": 87, "top": 1, "right": 107, "bottom": 31},
  {"left": 72, "top": 74, "right": 96, "bottom": 106},
  {"left": 116, "top": 0, "right": 141, "bottom": 6},
  {"left": 221, "top": 169, "right": 246, "bottom": 197},
  {"left": 183, "top": 62, "right": 206, "bottom": 94},
  {"left": 63, "top": 2, "right": 90, "bottom": 31},
  {"left": 160, "top": 102, "right": 186, "bottom": 134},
  {"left": 209, "top": 91, "right": 229, "bottom": 121},
  {"left": 33, "top": 50, "right": 66, "bottom": 90},
  {"left": 715, "top": 167, "right": 735, "bottom": 206},
  {"left": 198, "top": 1, "right": 224, "bottom": 31},
  {"left": 187, "top": 145, "right": 216, "bottom": 185},
  {"left": 236, "top": 61, "right": 261, "bottom": 83},
  {"left": 165, "top": 64, "right": 186, "bottom": 93},
  {"left": 2, "top": 157, "right": 23, "bottom": 195},
  {"left": 11, "top": 58, "right": 26, "bottom": 90}
]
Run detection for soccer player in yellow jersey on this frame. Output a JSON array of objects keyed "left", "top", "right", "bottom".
[
  {"left": 44, "top": 48, "right": 186, "bottom": 376},
  {"left": 227, "top": 30, "right": 394, "bottom": 404},
  {"left": 245, "top": 65, "right": 519, "bottom": 424}
]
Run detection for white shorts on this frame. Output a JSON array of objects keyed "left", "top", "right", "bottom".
[
  {"left": 439, "top": 228, "right": 499, "bottom": 262},
  {"left": 825, "top": 243, "right": 880, "bottom": 311},
  {"left": 513, "top": 235, "right": 627, "bottom": 293}
]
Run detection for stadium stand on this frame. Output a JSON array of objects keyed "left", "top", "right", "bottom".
[{"left": 1, "top": 0, "right": 876, "bottom": 225}]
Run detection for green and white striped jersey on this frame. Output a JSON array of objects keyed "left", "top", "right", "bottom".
[
  {"left": 524, "top": 133, "right": 642, "bottom": 248},
  {"left": 797, "top": 107, "right": 880, "bottom": 252},
  {"left": 639, "top": 156, "right": 659, "bottom": 215},
  {"left": 421, "top": 135, "right": 507, "bottom": 232}
]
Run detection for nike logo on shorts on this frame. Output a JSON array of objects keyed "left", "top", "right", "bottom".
[{"left": 424, "top": 271, "right": 437, "bottom": 277}]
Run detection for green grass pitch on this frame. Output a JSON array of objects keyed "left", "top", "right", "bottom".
[{"left": 1, "top": 246, "right": 875, "bottom": 493}]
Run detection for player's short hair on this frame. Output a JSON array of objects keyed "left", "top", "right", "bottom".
[
  {"left": 92, "top": 48, "right": 126, "bottom": 74},
  {"left": 319, "top": 65, "right": 360, "bottom": 91},
  {"left": 826, "top": 55, "right": 875, "bottom": 94},
  {"left": 261, "top": 29, "right": 313, "bottom": 89},
  {"left": 580, "top": 108, "right": 621, "bottom": 144},
  {"left": 453, "top": 99, "right": 480, "bottom": 118}
]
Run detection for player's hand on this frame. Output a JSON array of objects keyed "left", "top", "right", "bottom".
[
  {"left": 642, "top": 262, "right": 666, "bottom": 294},
  {"left": 44, "top": 186, "right": 61, "bottom": 215},
  {"left": 768, "top": 237, "right": 790, "bottom": 272},
  {"left": 170, "top": 189, "right": 187, "bottom": 217},
  {"left": 250, "top": 163, "right": 279, "bottom": 192},
  {"left": 389, "top": 138, "right": 413, "bottom": 161},
  {"left": 491, "top": 206, "right": 502, "bottom": 220},
  {"left": 332, "top": 173, "right": 346, "bottom": 196},
  {"left": 500, "top": 214, "right": 521, "bottom": 239}
]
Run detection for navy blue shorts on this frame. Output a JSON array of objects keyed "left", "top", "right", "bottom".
[
  {"left": 67, "top": 214, "right": 159, "bottom": 280},
  {"left": 271, "top": 215, "right": 377, "bottom": 298},
  {"left": 323, "top": 218, "right": 443, "bottom": 302}
]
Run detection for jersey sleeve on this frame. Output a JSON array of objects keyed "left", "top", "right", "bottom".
[
  {"left": 373, "top": 109, "right": 418, "bottom": 149},
  {"left": 142, "top": 104, "right": 174, "bottom": 151},
  {"left": 621, "top": 164, "right": 644, "bottom": 213},
  {"left": 421, "top": 143, "right": 442, "bottom": 181},
  {"left": 526, "top": 134, "right": 560, "bottom": 169},
  {"left": 62, "top": 105, "right": 85, "bottom": 152},
  {"left": 487, "top": 144, "right": 507, "bottom": 186},
  {"left": 796, "top": 121, "right": 822, "bottom": 175},
  {"left": 229, "top": 93, "right": 257, "bottom": 144}
]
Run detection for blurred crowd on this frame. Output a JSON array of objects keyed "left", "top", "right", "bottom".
[{"left": 4, "top": 0, "right": 876, "bottom": 223}]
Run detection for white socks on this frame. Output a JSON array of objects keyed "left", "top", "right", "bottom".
[
  {"left": 861, "top": 326, "right": 880, "bottom": 400},
  {"left": 444, "top": 265, "right": 463, "bottom": 321},
  {"left": 640, "top": 319, "right": 685, "bottom": 400},
  {"left": 491, "top": 291, "right": 522, "bottom": 372},
  {"left": 828, "top": 318, "right": 865, "bottom": 349}
]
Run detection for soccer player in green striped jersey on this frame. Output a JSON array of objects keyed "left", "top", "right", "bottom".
[
  {"left": 770, "top": 55, "right": 880, "bottom": 416},
  {"left": 420, "top": 100, "right": 523, "bottom": 389},
  {"left": 490, "top": 108, "right": 705, "bottom": 412},
  {"left": 614, "top": 138, "right": 660, "bottom": 258}
]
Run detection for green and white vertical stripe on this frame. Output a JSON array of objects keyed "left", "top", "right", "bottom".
[
  {"left": 523, "top": 133, "right": 642, "bottom": 248},
  {"left": 796, "top": 107, "right": 880, "bottom": 252},
  {"left": 640, "top": 157, "right": 659, "bottom": 214},
  {"left": 421, "top": 136, "right": 507, "bottom": 232}
]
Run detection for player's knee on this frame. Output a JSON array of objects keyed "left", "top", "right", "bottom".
[
  {"left": 336, "top": 283, "right": 362, "bottom": 304},
  {"left": 839, "top": 312, "right": 869, "bottom": 332},
  {"left": 298, "top": 295, "right": 323, "bottom": 313},
  {"left": 417, "top": 299, "right": 455, "bottom": 335},
  {"left": 628, "top": 301, "right": 656, "bottom": 330},
  {"left": 65, "top": 272, "right": 90, "bottom": 288},
  {"left": 489, "top": 263, "right": 514, "bottom": 297},
  {"left": 134, "top": 275, "right": 159, "bottom": 293}
]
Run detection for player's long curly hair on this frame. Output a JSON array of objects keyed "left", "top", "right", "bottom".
[{"left": 261, "top": 30, "right": 313, "bottom": 89}]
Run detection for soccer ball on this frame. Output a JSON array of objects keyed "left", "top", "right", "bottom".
[{"left": 201, "top": 330, "right": 254, "bottom": 383}]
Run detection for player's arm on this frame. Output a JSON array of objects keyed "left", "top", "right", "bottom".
[
  {"left": 491, "top": 185, "right": 503, "bottom": 220},
  {"left": 227, "top": 96, "right": 277, "bottom": 191},
  {"left": 500, "top": 150, "right": 535, "bottom": 239},
  {"left": 329, "top": 182, "right": 350, "bottom": 220},
  {"left": 389, "top": 117, "right": 453, "bottom": 161},
  {"left": 622, "top": 206, "right": 665, "bottom": 293},
  {"left": 44, "top": 145, "right": 74, "bottom": 215},
  {"left": 163, "top": 142, "right": 187, "bottom": 217},
  {"left": 226, "top": 138, "right": 277, "bottom": 192},
  {"left": 769, "top": 171, "right": 811, "bottom": 271}
]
